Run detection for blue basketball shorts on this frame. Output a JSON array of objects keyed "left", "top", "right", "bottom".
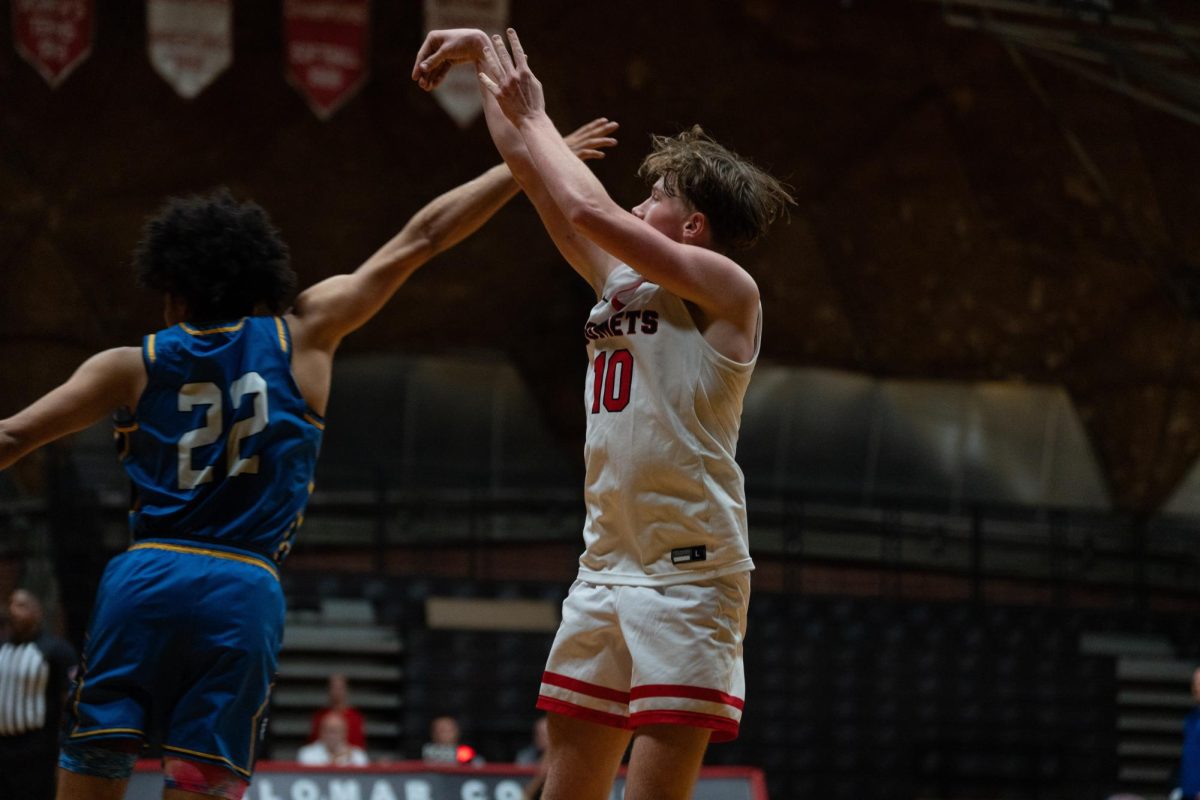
[{"left": 62, "top": 540, "right": 285, "bottom": 779}]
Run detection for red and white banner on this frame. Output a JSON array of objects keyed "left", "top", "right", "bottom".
[
  {"left": 12, "top": 0, "right": 93, "bottom": 87},
  {"left": 423, "top": 0, "right": 509, "bottom": 128},
  {"left": 147, "top": 0, "right": 232, "bottom": 99},
  {"left": 284, "top": 0, "right": 370, "bottom": 120}
]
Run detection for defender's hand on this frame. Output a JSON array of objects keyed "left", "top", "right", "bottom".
[{"left": 563, "top": 118, "right": 619, "bottom": 162}]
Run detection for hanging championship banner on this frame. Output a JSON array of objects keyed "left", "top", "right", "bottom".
[
  {"left": 147, "top": 0, "right": 232, "bottom": 99},
  {"left": 284, "top": 0, "right": 371, "bottom": 119},
  {"left": 12, "top": 0, "right": 94, "bottom": 87},
  {"left": 423, "top": 0, "right": 509, "bottom": 128}
]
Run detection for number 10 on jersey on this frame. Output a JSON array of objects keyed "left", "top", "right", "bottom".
[{"left": 591, "top": 349, "right": 633, "bottom": 414}]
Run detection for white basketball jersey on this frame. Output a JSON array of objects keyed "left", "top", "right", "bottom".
[{"left": 578, "top": 263, "right": 759, "bottom": 586}]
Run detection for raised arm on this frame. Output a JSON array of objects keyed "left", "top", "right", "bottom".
[
  {"left": 475, "top": 30, "right": 760, "bottom": 323},
  {"left": 414, "top": 29, "right": 620, "bottom": 296},
  {"left": 0, "top": 347, "right": 145, "bottom": 471},
  {"left": 286, "top": 161, "right": 521, "bottom": 355},
  {"left": 481, "top": 88, "right": 620, "bottom": 295}
]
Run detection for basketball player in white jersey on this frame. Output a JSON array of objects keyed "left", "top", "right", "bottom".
[{"left": 414, "top": 29, "right": 793, "bottom": 800}]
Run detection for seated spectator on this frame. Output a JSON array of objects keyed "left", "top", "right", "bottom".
[
  {"left": 515, "top": 716, "right": 548, "bottom": 765},
  {"left": 421, "top": 714, "right": 483, "bottom": 765},
  {"left": 307, "top": 673, "right": 366, "bottom": 749},
  {"left": 297, "top": 711, "right": 368, "bottom": 767}
]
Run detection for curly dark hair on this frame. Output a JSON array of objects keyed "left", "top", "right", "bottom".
[
  {"left": 638, "top": 126, "right": 795, "bottom": 251},
  {"left": 134, "top": 188, "right": 296, "bottom": 323}
]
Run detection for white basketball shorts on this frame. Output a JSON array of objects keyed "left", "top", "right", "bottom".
[{"left": 536, "top": 571, "right": 750, "bottom": 742}]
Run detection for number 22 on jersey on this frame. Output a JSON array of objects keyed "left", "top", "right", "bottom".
[
  {"left": 177, "top": 371, "right": 269, "bottom": 490},
  {"left": 591, "top": 349, "right": 633, "bottom": 414}
]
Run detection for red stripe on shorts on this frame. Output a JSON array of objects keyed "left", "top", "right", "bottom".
[
  {"left": 537, "top": 696, "right": 632, "bottom": 731},
  {"left": 541, "top": 671, "right": 631, "bottom": 704},
  {"left": 629, "top": 684, "right": 745, "bottom": 710},
  {"left": 629, "top": 709, "right": 741, "bottom": 742}
]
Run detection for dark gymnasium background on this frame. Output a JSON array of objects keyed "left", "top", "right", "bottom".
[{"left": 4, "top": 1, "right": 1200, "bottom": 798}]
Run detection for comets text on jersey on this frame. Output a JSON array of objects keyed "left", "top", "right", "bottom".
[{"left": 584, "top": 309, "right": 659, "bottom": 342}]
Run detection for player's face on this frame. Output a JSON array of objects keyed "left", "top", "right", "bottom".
[
  {"left": 1193, "top": 668, "right": 1200, "bottom": 703},
  {"left": 632, "top": 178, "right": 693, "bottom": 242}
]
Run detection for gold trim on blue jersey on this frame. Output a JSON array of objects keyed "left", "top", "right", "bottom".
[
  {"left": 146, "top": 333, "right": 157, "bottom": 363},
  {"left": 273, "top": 510, "right": 304, "bottom": 562},
  {"left": 303, "top": 412, "right": 325, "bottom": 431},
  {"left": 273, "top": 316, "right": 288, "bottom": 353},
  {"left": 113, "top": 422, "right": 137, "bottom": 461},
  {"left": 180, "top": 319, "right": 247, "bottom": 336},
  {"left": 161, "top": 744, "right": 253, "bottom": 778},
  {"left": 128, "top": 542, "right": 279, "bottom": 581},
  {"left": 247, "top": 681, "right": 274, "bottom": 768},
  {"left": 68, "top": 726, "right": 145, "bottom": 740}
]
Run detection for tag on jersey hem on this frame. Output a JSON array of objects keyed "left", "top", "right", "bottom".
[{"left": 671, "top": 545, "right": 707, "bottom": 565}]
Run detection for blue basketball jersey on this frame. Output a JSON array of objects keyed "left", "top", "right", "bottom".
[{"left": 116, "top": 316, "right": 323, "bottom": 563}]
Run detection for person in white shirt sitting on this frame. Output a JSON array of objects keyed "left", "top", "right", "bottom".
[{"left": 297, "top": 711, "right": 369, "bottom": 767}]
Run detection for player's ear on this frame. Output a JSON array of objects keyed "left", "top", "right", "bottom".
[{"left": 682, "top": 211, "right": 710, "bottom": 246}]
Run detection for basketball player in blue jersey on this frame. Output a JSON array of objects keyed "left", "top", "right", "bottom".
[
  {"left": 0, "top": 121, "right": 616, "bottom": 800},
  {"left": 415, "top": 29, "right": 793, "bottom": 800}
]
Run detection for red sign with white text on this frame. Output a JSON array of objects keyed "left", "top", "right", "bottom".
[
  {"left": 13, "top": 0, "right": 93, "bottom": 87},
  {"left": 284, "top": 0, "right": 371, "bottom": 119}
]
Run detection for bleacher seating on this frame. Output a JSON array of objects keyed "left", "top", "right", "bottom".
[
  {"left": 269, "top": 594, "right": 404, "bottom": 760},
  {"left": 722, "top": 595, "right": 1118, "bottom": 800},
  {"left": 281, "top": 573, "right": 1131, "bottom": 798}
]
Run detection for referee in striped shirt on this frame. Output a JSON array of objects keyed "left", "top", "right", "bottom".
[{"left": 0, "top": 589, "right": 76, "bottom": 800}]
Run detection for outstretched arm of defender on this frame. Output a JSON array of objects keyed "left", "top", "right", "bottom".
[
  {"left": 0, "top": 347, "right": 145, "bottom": 471},
  {"left": 286, "top": 162, "right": 521, "bottom": 354},
  {"left": 288, "top": 123, "right": 617, "bottom": 353},
  {"left": 477, "top": 30, "right": 759, "bottom": 321},
  {"left": 414, "top": 29, "right": 620, "bottom": 295}
]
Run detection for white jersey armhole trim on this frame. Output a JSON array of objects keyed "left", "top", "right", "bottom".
[
  {"left": 665, "top": 288, "right": 762, "bottom": 372},
  {"left": 599, "top": 263, "right": 638, "bottom": 300}
]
